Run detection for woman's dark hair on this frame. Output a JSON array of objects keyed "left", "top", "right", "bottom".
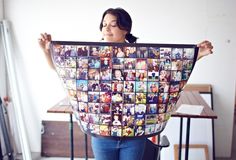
[{"left": 99, "top": 8, "right": 138, "bottom": 43}]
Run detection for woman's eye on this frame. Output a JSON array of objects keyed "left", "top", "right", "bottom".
[
  {"left": 102, "top": 23, "right": 107, "bottom": 27},
  {"left": 110, "top": 24, "right": 117, "bottom": 27}
]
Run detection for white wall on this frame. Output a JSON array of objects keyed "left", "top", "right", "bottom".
[
  {"left": 0, "top": 0, "right": 3, "bottom": 20},
  {"left": 2, "top": 0, "right": 236, "bottom": 158}
]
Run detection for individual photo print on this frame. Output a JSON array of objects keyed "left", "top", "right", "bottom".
[
  {"left": 77, "top": 57, "right": 88, "bottom": 68},
  {"left": 76, "top": 80, "right": 88, "bottom": 91},
  {"left": 79, "top": 112, "right": 89, "bottom": 122},
  {"left": 100, "top": 57, "right": 112, "bottom": 69},
  {"left": 146, "top": 104, "right": 157, "bottom": 114},
  {"left": 112, "top": 103, "right": 123, "bottom": 114},
  {"left": 160, "top": 47, "right": 171, "bottom": 59},
  {"left": 124, "top": 46, "right": 137, "bottom": 58},
  {"left": 157, "top": 114, "right": 165, "bottom": 124},
  {"left": 171, "top": 60, "right": 183, "bottom": 70},
  {"left": 112, "top": 69, "right": 124, "bottom": 80},
  {"left": 100, "top": 69, "right": 112, "bottom": 80},
  {"left": 148, "top": 47, "right": 160, "bottom": 58},
  {"left": 114, "top": 46, "right": 125, "bottom": 57},
  {"left": 158, "top": 104, "right": 166, "bottom": 114},
  {"left": 135, "top": 70, "right": 147, "bottom": 81},
  {"left": 135, "top": 81, "right": 147, "bottom": 92},
  {"left": 88, "top": 69, "right": 100, "bottom": 80},
  {"left": 100, "top": 92, "right": 111, "bottom": 103},
  {"left": 99, "top": 46, "right": 113, "bottom": 57},
  {"left": 65, "top": 57, "right": 76, "bottom": 68},
  {"left": 145, "top": 124, "right": 156, "bottom": 135},
  {"left": 148, "top": 71, "right": 159, "bottom": 81},
  {"left": 147, "top": 93, "right": 158, "bottom": 104},
  {"left": 77, "top": 91, "right": 88, "bottom": 102},
  {"left": 123, "top": 104, "right": 135, "bottom": 116},
  {"left": 159, "top": 70, "right": 171, "bottom": 82},
  {"left": 112, "top": 58, "right": 124, "bottom": 69},
  {"left": 124, "top": 58, "right": 136, "bottom": 69},
  {"left": 53, "top": 56, "right": 65, "bottom": 67},
  {"left": 124, "top": 93, "right": 135, "bottom": 103},
  {"left": 99, "top": 114, "right": 111, "bottom": 125},
  {"left": 100, "top": 103, "right": 111, "bottom": 114},
  {"left": 88, "top": 80, "right": 100, "bottom": 91},
  {"left": 77, "top": 45, "right": 89, "bottom": 56},
  {"left": 112, "top": 114, "right": 122, "bottom": 126},
  {"left": 122, "top": 115, "right": 135, "bottom": 126},
  {"left": 124, "top": 69, "right": 136, "bottom": 80},
  {"left": 135, "top": 104, "right": 146, "bottom": 115},
  {"left": 183, "top": 60, "right": 194, "bottom": 70},
  {"left": 76, "top": 68, "right": 88, "bottom": 80},
  {"left": 136, "top": 59, "right": 147, "bottom": 70},
  {"left": 88, "top": 57, "right": 100, "bottom": 68},
  {"left": 112, "top": 92, "right": 123, "bottom": 103},
  {"left": 52, "top": 44, "right": 64, "bottom": 56},
  {"left": 88, "top": 92, "right": 100, "bottom": 103},
  {"left": 100, "top": 81, "right": 112, "bottom": 92},
  {"left": 112, "top": 81, "right": 124, "bottom": 92},
  {"left": 88, "top": 103, "right": 100, "bottom": 114},
  {"left": 64, "top": 45, "right": 77, "bottom": 58},
  {"left": 124, "top": 81, "right": 135, "bottom": 92},
  {"left": 169, "top": 92, "right": 179, "bottom": 102},
  {"left": 65, "top": 68, "right": 76, "bottom": 79},
  {"left": 64, "top": 79, "right": 76, "bottom": 90},
  {"left": 148, "top": 82, "right": 159, "bottom": 93},
  {"left": 111, "top": 126, "right": 122, "bottom": 136},
  {"left": 78, "top": 102, "right": 88, "bottom": 112},
  {"left": 122, "top": 126, "right": 134, "bottom": 137},
  {"left": 182, "top": 70, "right": 191, "bottom": 80},
  {"left": 171, "top": 48, "right": 183, "bottom": 59},
  {"left": 88, "top": 123, "right": 100, "bottom": 135},
  {"left": 88, "top": 113, "right": 100, "bottom": 124},
  {"left": 145, "top": 114, "right": 157, "bottom": 124},
  {"left": 159, "top": 82, "right": 170, "bottom": 93},
  {"left": 67, "top": 89, "right": 77, "bottom": 101},
  {"left": 136, "top": 47, "right": 148, "bottom": 58},
  {"left": 89, "top": 46, "right": 100, "bottom": 57},
  {"left": 135, "top": 93, "right": 147, "bottom": 104},
  {"left": 134, "top": 126, "right": 145, "bottom": 136},
  {"left": 183, "top": 48, "right": 195, "bottom": 60},
  {"left": 135, "top": 114, "right": 145, "bottom": 126},
  {"left": 99, "top": 125, "right": 110, "bottom": 136},
  {"left": 147, "top": 59, "right": 159, "bottom": 72},
  {"left": 158, "top": 93, "right": 169, "bottom": 104},
  {"left": 171, "top": 70, "right": 182, "bottom": 82},
  {"left": 170, "top": 82, "right": 180, "bottom": 93}
]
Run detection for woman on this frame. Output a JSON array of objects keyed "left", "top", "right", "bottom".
[{"left": 38, "top": 7, "right": 213, "bottom": 160}]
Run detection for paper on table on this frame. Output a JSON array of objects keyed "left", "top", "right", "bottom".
[{"left": 176, "top": 104, "right": 204, "bottom": 115}]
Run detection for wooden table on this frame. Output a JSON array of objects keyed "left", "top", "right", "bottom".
[
  {"left": 47, "top": 90, "right": 217, "bottom": 160},
  {"left": 172, "top": 91, "right": 217, "bottom": 160}
]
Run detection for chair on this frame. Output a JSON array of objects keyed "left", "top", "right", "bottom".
[{"left": 142, "top": 135, "right": 170, "bottom": 160}]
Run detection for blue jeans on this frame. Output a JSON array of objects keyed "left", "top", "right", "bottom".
[{"left": 91, "top": 136, "right": 146, "bottom": 160}]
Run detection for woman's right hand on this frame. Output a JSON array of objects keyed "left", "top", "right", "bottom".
[{"left": 38, "top": 33, "right": 55, "bottom": 69}]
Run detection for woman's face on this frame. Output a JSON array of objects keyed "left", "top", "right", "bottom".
[{"left": 102, "top": 14, "right": 127, "bottom": 43}]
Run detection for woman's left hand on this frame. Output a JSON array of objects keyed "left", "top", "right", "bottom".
[{"left": 197, "top": 40, "right": 213, "bottom": 60}]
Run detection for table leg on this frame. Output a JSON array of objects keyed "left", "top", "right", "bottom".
[
  {"left": 69, "top": 114, "right": 74, "bottom": 160},
  {"left": 178, "top": 117, "right": 183, "bottom": 160},
  {"left": 85, "top": 134, "right": 88, "bottom": 160},
  {"left": 185, "top": 118, "right": 191, "bottom": 160}
]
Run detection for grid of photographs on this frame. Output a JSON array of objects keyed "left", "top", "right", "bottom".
[{"left": 51, "top": 42, "right": 197, "bottom": 138}]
